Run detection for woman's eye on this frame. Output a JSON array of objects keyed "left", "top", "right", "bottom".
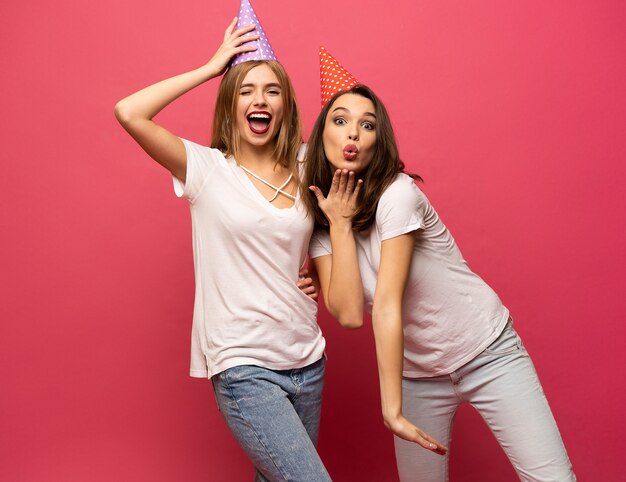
[
  {"left": 362, "top": 122, "right": 375, "bottom": 130},
  {"left": 333, "top": 118, "right": 346, "bottom": 125},
  {"left": 239, "top": 90, "right": 252, "bottom": 96},
  {"left": 267, "top": 89, "right": 281, "bottom": 96}
]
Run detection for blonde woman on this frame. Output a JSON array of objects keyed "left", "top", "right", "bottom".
[{"left": 115, "top": 18, "right": 330, "bottom": 481}]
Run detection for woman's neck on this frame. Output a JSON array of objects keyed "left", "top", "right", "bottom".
[{"left": 238, "top": 143, "right": 282, "bottom": 172}]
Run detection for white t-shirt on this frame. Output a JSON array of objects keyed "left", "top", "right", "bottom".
[
  {"left": 173, "top": 139, "right": 325, "bottom": 378},
  {"left": 310, "top": 173, "right": 509, "bottom": 378}
]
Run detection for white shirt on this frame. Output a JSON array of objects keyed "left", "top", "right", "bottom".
[
  {"left": 174, "top": 139, "right": 325, "bottom": 378},
  {"left": 310, "top": 173, "right": 508, "bottom": 377}
]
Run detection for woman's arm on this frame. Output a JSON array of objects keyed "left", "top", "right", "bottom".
[
  {"left": 114, "top": 18, "right": 258, "bottom": 181},
  {"left": 373, "top": 232, "right": 448, "bottom": 455},
  {"left": 310, "top": 170, "right": 364, "bottom": 328}
]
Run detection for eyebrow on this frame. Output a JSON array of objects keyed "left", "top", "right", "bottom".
[
  {"left": 239, "top": 82, "right": 282, "bottom": 89},
  {"left": 330, "top": 106, "right": 376, "bottom": 118}
]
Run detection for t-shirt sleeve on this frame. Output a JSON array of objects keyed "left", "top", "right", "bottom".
[
  {"left": 295, "top": 143, "right": 307, "bottom": 177},
  {"left": 377, "top": 175, "right": 425, "bottom": 241},
  {"left": 297, "top": 143, "right": 307, "bottom": 161},
  {"left": 172, "top": 138, "right": 222, "bottom": 201},
  {"left": 309, "top": 228, "right": 332, "bottom": 259}
]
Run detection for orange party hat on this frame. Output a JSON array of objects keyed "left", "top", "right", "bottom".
[{"left": 320, "top": 47, "right": 359, "bottom": 106}]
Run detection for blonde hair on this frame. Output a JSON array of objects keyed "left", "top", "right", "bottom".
[{"left": 211, "top": 60, "right": 302, "bottom": 171}]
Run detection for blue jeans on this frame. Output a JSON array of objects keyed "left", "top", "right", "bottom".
[
  {"left": 395, "top": 321, "right": 576, "bottom": 482},
  {"left": 212, "top": 357, "right": 331, "bottom": 482}
]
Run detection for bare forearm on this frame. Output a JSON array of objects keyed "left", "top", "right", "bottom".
[
  {"left": 372, "top": 305, "right": 405, "bottom": 423},
  {"left": 327, "top": 223, "right": 364, "bottom": 328},
  {"left": 115, "top": 64, "right": 218, "bottom": 124}
]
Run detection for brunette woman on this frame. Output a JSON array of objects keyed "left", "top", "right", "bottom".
[{"left": 304, "top": 84, "right": 575, "bottom": 481}]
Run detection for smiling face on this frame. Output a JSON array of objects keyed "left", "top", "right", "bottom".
[
  {"left": 235, "top": 63, "right": 284, "bottom": 152},
  {"left": 322, "top": 93, "right": 377, "bottom": 174}
]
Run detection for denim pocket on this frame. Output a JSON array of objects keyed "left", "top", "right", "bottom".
[{"left": 483, "top": 322, "right": 524, "bottom": 356}]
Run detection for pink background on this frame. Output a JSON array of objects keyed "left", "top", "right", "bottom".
[{"left": 2, "top": 0, "right": 625, "bottom": 480}]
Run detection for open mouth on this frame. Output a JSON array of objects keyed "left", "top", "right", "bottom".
[
  {"left": 343, "top": 144, "right": 359, "bottom": 161},
  {"left": 247, "top": 111, "right": 272, "bottom": 134}
]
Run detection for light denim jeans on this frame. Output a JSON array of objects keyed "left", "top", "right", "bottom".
[
  {"left": 395, "top": 321, "right": 576, "bottom": 482},
  {"left": 212, "top": 357, "right": 331, "bottom": 482}
]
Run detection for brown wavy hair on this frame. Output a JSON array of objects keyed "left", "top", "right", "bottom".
[
  {"left": 302, "top": 84, "right": 421, "bottom": 232},
  {"left": 211, "top": 60, "right": 302, "bottom": 171}
]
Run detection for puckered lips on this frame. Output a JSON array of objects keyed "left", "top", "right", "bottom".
[
  {"left": 247, "top": 111, "right": 272, "bottom": 135},
  {"left": 343, "top": 143, "right": 359, "bottom": 161}
]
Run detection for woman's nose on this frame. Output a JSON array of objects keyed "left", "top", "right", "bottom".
[{"left": 252, "top": 91, "right": 267, "bottom": 106}]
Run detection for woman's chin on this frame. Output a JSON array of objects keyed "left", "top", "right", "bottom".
[{"left": 241, "top": 133, "right": 274, "bottom": 150}]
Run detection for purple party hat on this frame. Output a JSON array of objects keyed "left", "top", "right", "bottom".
[{"left": 230, "top": 0, "right": 278, "bottom": 66}]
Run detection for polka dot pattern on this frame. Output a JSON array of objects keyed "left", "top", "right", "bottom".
[
  {"left": 231, "top": 0, "right": 278, "bottom": 66},
  {"left": 320, "top": 47, "right": 359, "bottom": 106}
]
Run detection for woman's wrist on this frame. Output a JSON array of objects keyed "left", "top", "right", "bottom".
[
  {"left": 196, "top": 62, "right": 221, "bottom": 82},
  {"left": 329, "top": 216, "right": 354, "bottom": 232},
  {"left": 383, "top": 412, "right": 407, "bottom": 431},
  {"left": 383, "top": 409, "right": 401, "bottom": 422},
  {"left": 382, "top": 401, "right": 403, "bottom": 424}
]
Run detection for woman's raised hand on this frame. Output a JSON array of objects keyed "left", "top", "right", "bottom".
[
  {"left": 206, "top": 17, "right": 260, "bottom": 77},
  {"left": 310, "top": 169, "right": 362, "bottom": 229}
]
